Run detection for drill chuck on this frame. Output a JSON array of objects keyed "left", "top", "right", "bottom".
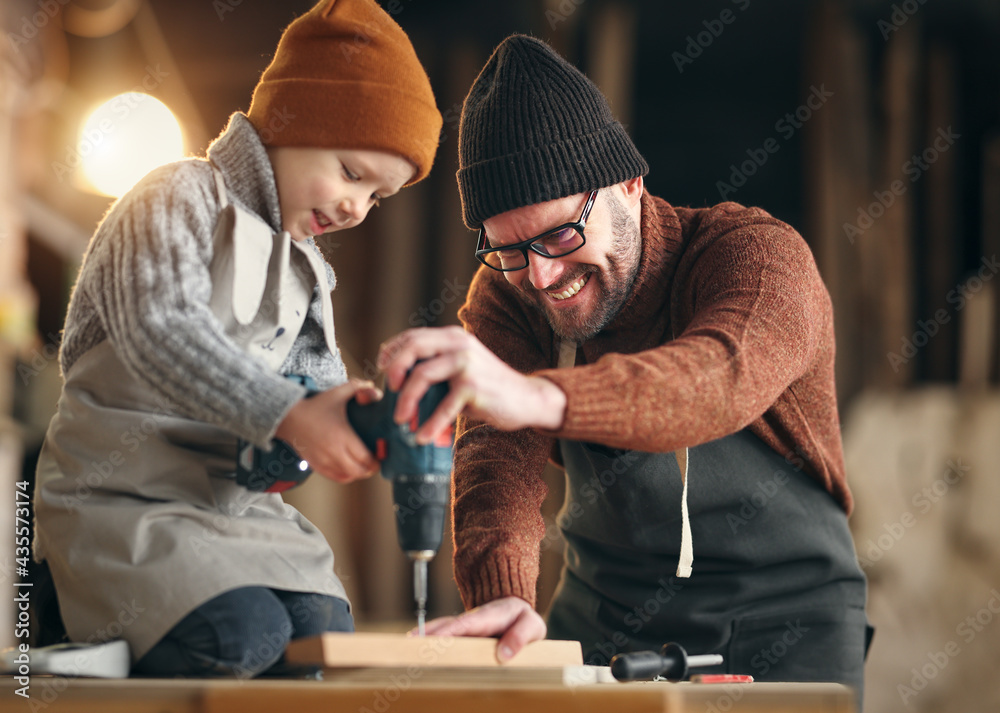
[{"left": 391, "top": 473, "right": 449, "bottom": 555}]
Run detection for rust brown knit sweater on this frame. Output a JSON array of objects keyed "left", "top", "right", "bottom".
[{"left": 454, "top": 191, "right": 849, "bottom": 609}]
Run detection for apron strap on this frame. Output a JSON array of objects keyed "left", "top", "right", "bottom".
[
  {"left": 291, "top": 241, "right": 339, "bottom": 359},
  {"left": 554, "top": 337, "right": 693, "bottom": 579},
  {"left": 211, "top": 163, "right": 229, "bottom": 209},
  {"left": 674, "top": 447, "right": 693, "bottom": 578},
  {"left": 557, "top": 338, "right": 578, "bottom": 370}
]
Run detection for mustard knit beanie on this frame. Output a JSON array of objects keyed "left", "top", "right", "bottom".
[{"left": 247, "top": 0, "right": 442, "bottom": 185}]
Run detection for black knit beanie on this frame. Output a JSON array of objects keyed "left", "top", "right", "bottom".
[{"left": 457, "top": 34, "right": 648, "bottom": 229}]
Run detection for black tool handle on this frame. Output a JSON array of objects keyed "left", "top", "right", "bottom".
[
  {"left": 610, "top": 650, "right": 669, "bottom": 681},
  {"left": 610, "top": 642, "right": 690, "bottom": 682}
]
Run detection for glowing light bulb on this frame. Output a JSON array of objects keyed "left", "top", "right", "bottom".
[{"left": 78, "top": 92, "right": 184, "bottom": 197}]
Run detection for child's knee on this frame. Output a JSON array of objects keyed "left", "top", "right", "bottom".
[
  {"left": 228, "top": 623, "right": 292, "bottom": 680},
  {"left": 135, "top": 587, "right": 294, "bottom": 678},
  {"left": 275, "top": 591, "right": 354, "bottom": 638}
]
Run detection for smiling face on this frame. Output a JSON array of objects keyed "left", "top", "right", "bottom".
[
  {"left": 481, "top": 179, "right": 644, "bottom": 342},
  {"left": 267, "top": 146, "right": 415, "bottom": 241}
]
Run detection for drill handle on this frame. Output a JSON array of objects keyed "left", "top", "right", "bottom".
[
  {"left": 346, "top": 380, "right": 453, "bottom": 478},
  {"left": 345, "top": 395, "right": 387, "bottom": 456}
]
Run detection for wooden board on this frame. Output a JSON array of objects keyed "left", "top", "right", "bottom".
[
  {"left": 316, "top": 664, "right": 617, "bottom": 687},
  {"left": 285, "top": 632, "right": 583, "bottom": 669}
]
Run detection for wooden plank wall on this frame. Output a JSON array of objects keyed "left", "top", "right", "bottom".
[
  {"left": 983, "top": 136, "right": 1000, "bottom": 382},
  {"left": 804, "top": 4, "right": 1000, "bottom": 712},
  {"left": 804, "top": 0, "right": 996, "bottom": 398}
]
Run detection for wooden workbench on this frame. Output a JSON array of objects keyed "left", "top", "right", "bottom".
[{"left": 0, "top": 677, "right": 854, "bottom": 712}]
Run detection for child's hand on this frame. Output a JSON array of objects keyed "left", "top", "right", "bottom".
[{"left": 274, "top": 380, "right": 383, "bottom": 483}]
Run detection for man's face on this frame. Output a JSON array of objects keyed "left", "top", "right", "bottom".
[{"left": 481, "top": 186, "right": 642, "bottom": 342}]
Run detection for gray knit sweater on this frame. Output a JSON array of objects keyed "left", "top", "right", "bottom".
[{"left": 58, "top": 113, "right": 348, "bottom": 448}]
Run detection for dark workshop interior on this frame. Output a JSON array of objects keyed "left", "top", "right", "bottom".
[{"left": 1, "top": 1, "right": 998, "bottom": 711}]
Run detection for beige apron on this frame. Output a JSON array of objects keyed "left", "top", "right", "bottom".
[{"left": 34, "top": 168, "right": 347, "bottom": 663}]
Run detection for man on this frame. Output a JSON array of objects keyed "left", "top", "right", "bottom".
[{"left": 379, "top": 34, "right": 870, "bottom": 696}]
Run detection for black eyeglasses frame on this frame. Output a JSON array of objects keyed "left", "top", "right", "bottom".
[{"left": 474, "top": 189, "right": 599, "bottom": 272}]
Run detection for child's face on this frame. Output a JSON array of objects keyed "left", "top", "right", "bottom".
[{"left": 267, "top": 146, "right": 416, "bottom": 242}]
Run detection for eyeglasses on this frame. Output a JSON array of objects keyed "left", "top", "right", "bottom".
[{"left": 475, "top": 190, "right": 598, "bottom": 272}]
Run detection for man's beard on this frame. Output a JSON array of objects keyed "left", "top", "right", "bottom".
[{"left": 517, "top": 192, "right": 641, "bottom": 343}]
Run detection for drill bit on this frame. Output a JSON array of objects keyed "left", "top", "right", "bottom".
[{"left": 414, "top": 558, "right": 428, "bottom": 636}]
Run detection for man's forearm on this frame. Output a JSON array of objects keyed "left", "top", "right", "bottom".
[{"left": 451, "top": 420, "right": 555, "bottom": 609}]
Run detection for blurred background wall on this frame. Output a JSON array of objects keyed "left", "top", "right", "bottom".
[{"left": 0, "top": 1, "right": 997, "bottom": 711}]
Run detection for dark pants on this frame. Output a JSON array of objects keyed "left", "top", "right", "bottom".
[{"left": 132, "top": 587, "right": 353, "bottom": 678}]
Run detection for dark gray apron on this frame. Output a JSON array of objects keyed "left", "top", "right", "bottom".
[{"left": 546, "top": 428, "right": 869, "bottom": 692}]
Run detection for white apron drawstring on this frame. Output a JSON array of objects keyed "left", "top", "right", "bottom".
[{"left": 556, "top": 338, "right": 693, "bottom": 578}]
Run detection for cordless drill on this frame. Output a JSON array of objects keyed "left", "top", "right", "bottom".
[
  {"left": 234, "top": 376, "right": 454, "bottom": 634},
  {"left": 346, "top": 381, "right": 453, "bottom": 635}
]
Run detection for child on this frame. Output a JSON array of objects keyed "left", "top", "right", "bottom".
[{"left": 32, "top": 0, "right": 442, "bottom": 677}]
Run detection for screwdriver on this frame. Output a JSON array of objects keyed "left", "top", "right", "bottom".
[{"left": 610, "top": 642, "right": 724, "bottom": 682}]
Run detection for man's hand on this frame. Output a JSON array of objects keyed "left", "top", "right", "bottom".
[
  {"left": 416, "top": 597, "right": 547, "bottom": 663},
  {"left": 275, "top": 379, "right": 382, "bottom": 483},
  {"left": 377, "top": 326, "right": 567, "bottom": 444}
]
